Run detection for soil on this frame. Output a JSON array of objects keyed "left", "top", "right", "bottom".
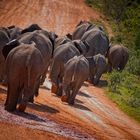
[{"left": 0, "top": 0, "right": 140, "bottom": 140}]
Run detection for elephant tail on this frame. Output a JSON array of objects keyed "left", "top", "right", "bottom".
[
  {"left": 71, "top": 56, "right": 82, "bottom": 82},
  {"left": 26, "top": 53, "right": 33, "bottom": 87},
  {"left": 26, "top": 43, "right": 37, "bottom": 87}
]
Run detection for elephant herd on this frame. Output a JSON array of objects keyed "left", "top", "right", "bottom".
[{"left": 0, "top": 21, "right": 129, "bottom": 112}]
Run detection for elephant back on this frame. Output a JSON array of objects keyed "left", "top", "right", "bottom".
[{"left": 81, "top": 29, "right": 109, "bottom": 57}]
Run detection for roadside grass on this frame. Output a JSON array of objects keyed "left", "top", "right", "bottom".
[
  {"left": 85, "top": 0, "right": 140, "bottom": 123},
  {"left": 103, "top": 71, "right": 140, "bottom": 123}
]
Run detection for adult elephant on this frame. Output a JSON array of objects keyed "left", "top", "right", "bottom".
[
  {"left": 81, "top": 29, "right": 109, "bottom": 57},
  {"left": 3, "top": 41, "right": 44, "bottom": 112},
  {"left": 72, "top": 20, "right": 96, "bottom": 40},
  {"left": 61, "top": 55, "right": 89, "bottom": 105},
  {"left": 50, "top": 40, "right": 89, "bottom": 96},
  {"left": 0, "top": 27, "right": 10, "bottom": 82},
  {"left": 18, "top": 29, "right": 57, "bottom": 84},
  {"left": 86, "top": 54, "right": 107, "bottom": 85},
  {"left": 107, "top": 44, "right": 129, "bottom": 72},
  {"left": 54, "top": 35, "right": 71, "bottom": 50}
]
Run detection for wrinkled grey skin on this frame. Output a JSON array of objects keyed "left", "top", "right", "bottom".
[
  {"left": 0, "top": 27, "right": 10, "bottom": 82},
  {"left": 81, "top": 29, "right": 109, "bottom": 57},
  {"left": 72, "top": 21, "right": 96, "bottom": 40},
  {"left": 4, "top": 43, "right": 44, "bottom": 112},
  {"left": 50, "top": 40, "right": 89, "bottom": 96},
  {"left": 62, "top": 55, "right": 89, "bottom": 105},
  {"left": 18, "top": 30, "right": 57, "bottom": 84},
  {"left": 86, "top": 54, "right": 107, "bottom": 85},
  {"left": 107, "top": 44, "right": 129, "bottom": 72},
  {"left": 54, "top": 36, "right": 71, "bottom": 50}
]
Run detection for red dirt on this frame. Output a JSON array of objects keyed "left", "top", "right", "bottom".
[{"left": 0, "top": 0, "right": 140, "bottom": 140}]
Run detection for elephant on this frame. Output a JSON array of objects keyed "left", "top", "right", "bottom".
[
  {"left": 7, "top": 25, "right": 22, "bottom": 40},
  {"left": 86, "top": 54, "right": 107, "bottom": 85},
  {"left": 18, "top": 29, "right": 57, "bottom": 85},
  {"left": 81, "top": 28, "right": 109, "bottom": 57},
  {"left": 72, "top": 21, "right": 96, "bottom": 40},
  {"left": 50, "top": 40, "right": 89, "bottom": 96},
  {"left": 3, "top": 41, "right": 44, "bottom": 112},
  {"left": 61, "top": 55, "right": 89, "bottom": 105},
  {"left": 0, "top": 27, "right": 10, "bottom": 82},
  {"left": 54, "top": 35, "right": 71, "bottom": 50},
  {"left": 21, "top": 24, "right": 42, "bottom": 34},
  {"left": 107, "top": 44, "right": 129, "bottom": 72}
]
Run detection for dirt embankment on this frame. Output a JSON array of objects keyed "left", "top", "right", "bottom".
[{"left": 0, "top": 0, "right": 140, "bottom": 140}]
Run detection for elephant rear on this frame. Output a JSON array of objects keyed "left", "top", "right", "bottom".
[
  {"left": 108, "top": 45, "right": 129, "bottom": 71},
  {"left": 5, "top": 43, "right": 44, "bottom": 112},
  {"left": 62, "top": 55, "right": 89, "bottom": 105}
]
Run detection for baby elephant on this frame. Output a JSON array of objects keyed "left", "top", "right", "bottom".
[
  {"left": 86, "top": 54, "right": 107, "bottom": 85},
  {"left": 3, "top": 41, "right": 44, "bottom": 112},
  {"left": 61, "top": 55, "right": 89, "bottom": 105},
  {"left": 107, "top": 44, "right": 129, "bottom": 72}
]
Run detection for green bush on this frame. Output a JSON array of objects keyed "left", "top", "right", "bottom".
[{"left": 85, "top": 0, "right": 140, "bottom": 122}]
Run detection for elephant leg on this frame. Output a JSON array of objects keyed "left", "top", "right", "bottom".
[
  {"left": 40, "top": 69, "right": 47, "bottom": 85},
  {"left": 108, "top": 63, "right": 112, "bottom": 72},
  {"left": 56, "top": 76, "right": 63, "bottom": 96},
  {"left": 28, "top": 78, "right": 41, "bottom": 103},
  {"left": 18, "top": 87, "right": 33, "bottom": 112},
  {"left": 61, "top": 83, "right": 71, "bottom": 102},
  {"left": 5, "top": 84, "right": 19, "bottom": 112},
  {"left": 34, "top": 77, "right": 41, "bottom": 97},
  {"left": 4, "top": 84, "right": 10, "bottom": 106},
  {"left": 68, "top": 83, "right": 81, "bottom": 105},
  {"left": 68, "top": 88, "right": 79, "bottom": 105},
  {"left": 93, "top": 72, "right": 102, "bottom": 85},
  {"left": 50, "top": 62, "right": 61, "bottom": 94}
]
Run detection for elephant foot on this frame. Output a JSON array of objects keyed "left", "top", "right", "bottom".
[
  {"left": 68, "top": 99, "right": 74, "bottom": 105},
  {"left": 5, "top": 105, "right": 15, "bottom": 112},
  {"left": 29, "top": 97, "right": 34, "bottom": 103},
  {"left": 18, "top": 104, "right": 26, "bottom": 112},
  {"left": 56, "top": 89, "right": 62, "bottom": 96},
  {"left": 35, "top": 91, "right": 39, "bottom": 97},
  {"left": 61, "top": 95, "right": 68, "bottom": 102},
  {"left": 2, "top": 80, "right": 7, "bottom": 86},
  {"left": 51, "top": 84, "right": 58, "bottom": 94}
]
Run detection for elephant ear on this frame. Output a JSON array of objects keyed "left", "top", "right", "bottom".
[
  {"left": 1, "top": 27, "right": 11, "bottom": 39},
  {"left": 7, "top": 25, "right": 15, "bottom": 29},
  {"left": 98, "top": 26, "right": 104, "bottom": 31},
  {"left": 49, "top": 32, "right": 58, "bottom": 45},
  {"left": 66, "top": 33, "right": 72, "bottom": 40},
  {"left": 82, "top": 41, "right": 90, "bottom": 53},
  {"left": 21, "top": 24, "right": 42, "bottom": 34},
  {"left": 73, "top": 40, "right": 83, "bottom": 54},
  {"left": 2, "top": 39, "right": 20, "bottom": 59}
]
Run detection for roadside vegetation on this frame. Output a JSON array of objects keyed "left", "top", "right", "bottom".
[{"left": 85, "top": 0, "right": 140, "bottom": 122}]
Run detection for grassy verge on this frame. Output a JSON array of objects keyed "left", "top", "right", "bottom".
[
  {"left": 85, "top": 0, "right": 140, "bottom": 122},
  {"left": 103, "top": 71, "right": 140, "bottom": 122}
]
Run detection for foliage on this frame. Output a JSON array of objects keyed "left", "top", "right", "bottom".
[
  {"left": 106, "top": 71, "right": 140, "bottom": 122},
  {"left": 85, "top": 0, "right": 140, "bottom": 122}
]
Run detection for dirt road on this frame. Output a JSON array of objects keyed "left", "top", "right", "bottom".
[{"left": 0, "top": 0, "right": 140, "bottom": 140}]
